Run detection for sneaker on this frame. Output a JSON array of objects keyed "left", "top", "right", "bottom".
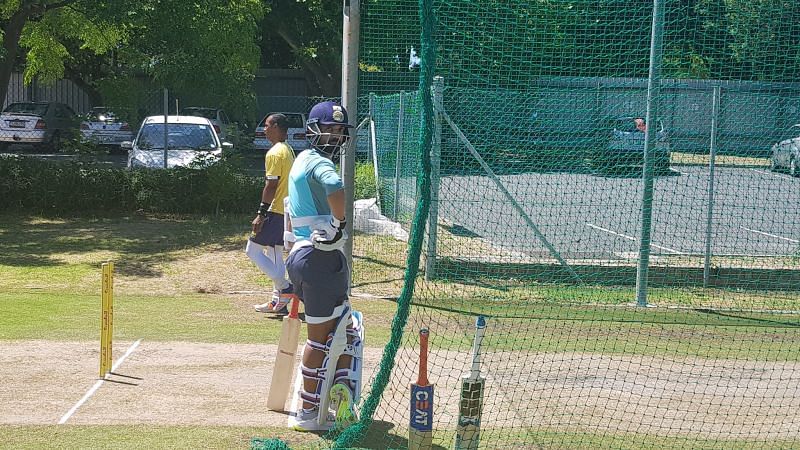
[
  {"left": 271, "top": 284, "right": 296, "bottom": 312},
  {"left": 329, "top": 383, "right": 357, "bottom": 429},
  {"left": 253, "top": 301, "right": 273, "bottom": 313},
  {"left": 254, "top": 285, "right": 293, "bottom": 313},
  {"left": 288, "top": 407, "right": 333, "bottom": 432}
]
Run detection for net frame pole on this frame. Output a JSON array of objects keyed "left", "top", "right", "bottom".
[
  {"left": 394, "top": 91, "right": 405, "bottom": 221},
  {"left": 163, "top": 88, "right": 168, "bottom": 169},
  {"left": 703, "top": 86, "right": 721, "bottom": 287},
  {"left": 635, "top": 0, "right": 666, "bottom": 307},
  {"left": 342, "top": 0, "right": 360, "bottom": 277},
  {"left": 370, "top": 119, "right": 381, "bottom": 210},
  {"left": 425, "top": 76, "right": 443, "bottom": 280}
]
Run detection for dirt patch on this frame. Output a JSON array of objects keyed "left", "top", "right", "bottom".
[{"left": 2, "top": 341, "right": 798, "bottom": 441}]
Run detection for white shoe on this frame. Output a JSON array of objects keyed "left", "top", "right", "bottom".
[
  {"left": 288, "top": 408, "right": 333, "bottom": 432},
  {"left": 253, "top": 302, "right": 273, "bottom": 313}
]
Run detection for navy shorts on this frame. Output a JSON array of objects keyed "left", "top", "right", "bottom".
[
  {"left": 250, "top": 212, "right": 284, "bottom": 247},
  {"left": 286, "top": 246, "right": 349, "bottom": 319}
]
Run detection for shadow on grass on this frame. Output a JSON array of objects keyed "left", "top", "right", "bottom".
[
  {"left": 0, "top": 214, "right": 250, "bottom": 278},
  {"left": 695, "top": 308, "right": 800, "bottom": 327}
]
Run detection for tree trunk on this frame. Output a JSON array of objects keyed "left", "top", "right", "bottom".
[
  {"left": 0, "top": 9, "right": 30, "bottom": 108},
  {"left": 65, "top": 71, "right": 102, "bottom": 107}
]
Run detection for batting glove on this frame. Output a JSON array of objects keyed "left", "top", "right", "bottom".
[{"left": 311, "top": 216, "right": 348, "bottom": 251}]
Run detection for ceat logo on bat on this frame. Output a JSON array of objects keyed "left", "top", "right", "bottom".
[{"left": 411, "top": 386, "right": 434, "bottom": 431}]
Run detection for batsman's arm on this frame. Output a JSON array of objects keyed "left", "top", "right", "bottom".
[{"left": 327, "top": 188, "right": 345, "bottom": 222}]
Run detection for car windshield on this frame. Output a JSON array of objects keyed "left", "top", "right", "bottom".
[
  {"left": 182, "top": 108, "right": 217, "bottom": 120},
  {"left": 4, "top": 103, "right": 48, "bottom": 116},
  {"left": 137, "top": 124, "right": 217, "bottom": 150}
]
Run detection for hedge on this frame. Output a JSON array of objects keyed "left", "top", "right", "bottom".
[{"left": 0, "top": 155, "right": 378, "bottom": 216}]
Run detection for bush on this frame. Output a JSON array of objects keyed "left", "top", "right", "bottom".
[
  {"left": 354, "top": 161, "right": 378, "bottom": 200},
  {"left": 0, "top": 155, "right": 262, "bottom": 215}
]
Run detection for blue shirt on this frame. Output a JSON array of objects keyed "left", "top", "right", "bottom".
[{"left": 288, "top": 149, "right": 344, "bottom": 240}]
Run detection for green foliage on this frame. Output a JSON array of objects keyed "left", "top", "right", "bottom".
[
  {"left": 354, "top": 161, "right": 377, "bottom": 200},
  {"left": 129, "top": 0, "right": 264, "bottom": 122},
  {"left": 95, "top": 77, "right": 161, "bottom": 125},
  {"left": 0, "top": 156, "right": 261, "bottom": 215},
  {"left": 2, "top": 0, "right": 264, "bottom": 123},
  {"left": 19, "top": 5, "right": 127, "bottom": 85}
]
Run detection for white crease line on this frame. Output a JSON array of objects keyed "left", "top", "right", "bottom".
[
  {"left": 586, "top": 223, "right": 684, "bottom": 255},
  {"left": 740, "top": 226, "right": 799, "bottom": 244},
  {"left": 750, "top": 168, "right": 792, "bottom": 179},
  {"left": 58, "top": 339, "right": 142, "bottom": 424}
]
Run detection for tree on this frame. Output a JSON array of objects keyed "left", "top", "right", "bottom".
[
  {"left": 0, "top": 0, "right": 264, "bottom": 121},
  {"left": 261, "top": 0, "right": 343, "bottom": 95},
  {"left": 0, "top": 0, "right": 132, "bottom": 108}
]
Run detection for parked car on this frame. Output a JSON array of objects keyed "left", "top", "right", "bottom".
[
  {"left": 122, "top": 115, "right": 232, "bottom": 169},
  {"left": 587, "top": 116, "right": 670, "bottom": 172},
  {"left": 80, "top": 107, "right": 134, "bottom": 147},
  {"left": 769, "top": 124, "right": 800, "bottom": 176},
  {"left": 180, "top": 107, "right": 233, "bottom": 142},
  {"left": 253, "top": 112, "right": 307, "bottom": 153},
  {"left": 0, "top": 101, "right": 79, "bottom": 151}
]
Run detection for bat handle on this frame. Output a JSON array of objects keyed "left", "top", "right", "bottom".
[
  {"left": 288, "top": 297, "right": 300, "bottom": 319},
  {"left": 418, "top": 328, "right": 429, "bottom": 386}
]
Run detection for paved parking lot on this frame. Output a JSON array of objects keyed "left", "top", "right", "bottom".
[{"left": 438, "top": 165, "right": 800, "bottom": 260}]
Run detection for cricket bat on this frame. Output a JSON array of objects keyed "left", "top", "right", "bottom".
[
  {"left": 454, "top": 316, "right": 486, "bottom": 450},
  {"left": 409, "top": 328, "right": 434, "bottom": 450},
  {"left": 267, "top": 298, "right": 301, "bottom": 411}
]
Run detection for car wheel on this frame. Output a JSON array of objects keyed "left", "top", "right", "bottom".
[{"left": 791, "top": 157, "right": 798, "bottom": 177}]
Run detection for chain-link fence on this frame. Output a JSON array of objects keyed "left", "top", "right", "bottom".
[{"left": 299, "top": 2, "right": 800, "bottom": 450}]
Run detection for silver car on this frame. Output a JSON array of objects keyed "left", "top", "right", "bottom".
[
  {"left": 588, "top": 116, "right": 670, "bottom": 172},
  {"left": 0, "top": 102, "right": 78, "bottom": 151},
  {"left": 253, "top": 112, "right": 306, "bottom": 153},
  {"left": 80, "top": 107, "right": 134, "bottom": 146},
  {"left": 769, "top": 124, "right": 800, "bottom": 176},
  {"left": 123, "top": 115, "right": 232, "bottom": 169}
]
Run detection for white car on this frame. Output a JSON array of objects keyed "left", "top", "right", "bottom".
[
  {"left": 180, "top": 107, "right": 233, "bottom": 142},
  {"left": 0, "top": 101, "right": 79, "bottom": 151},
  {"left": 253, "top": 112, "right": 306, "bottom": 153},
  {"left": 122, "top": 115, "right": 232, "bottom": 169},
  {"left": 769, "top": 124, "right": 800, "bottom": 176},
  {"left": 80, "top": 107, "right": 134, "bottom": 146}
]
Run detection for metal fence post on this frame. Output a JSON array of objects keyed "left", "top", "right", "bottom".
[
  {"left": 341, "top": 0, "right": 360, "bottom": 278},
  {"left": 636, "top": 0, "right": 665, "bottom": 307},
  {"left": 163, "top": 88, "right": 169, "bottom": 169},
  {"left": 703, "top": 86, "right": 721, "bottom": 287},
  {"left": 394, "top": 91, "right": 405, "bottom": 221},
  {"left": 425, "top": 76, "right": 444, "bottom": 280},
  {"left": 369, "top": 93, "right": 381, "bottom": 209}
]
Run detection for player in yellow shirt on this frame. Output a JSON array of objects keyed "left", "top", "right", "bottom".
[{"left": 247, "top": 114, "right": 297, "bottom": 313}]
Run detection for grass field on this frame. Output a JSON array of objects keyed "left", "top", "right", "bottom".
[
  {"left": 671, "top": 151, "right": 771, "bottom": 167},
  {"left": 1, "top": 213, "right": 798, "bottom": 449}
]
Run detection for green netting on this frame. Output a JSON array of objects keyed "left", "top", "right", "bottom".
[{"left": 256, "top": 1, "right": 800, "bottom": 449}]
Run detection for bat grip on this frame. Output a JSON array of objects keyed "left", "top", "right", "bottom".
[
  {"left": 418, "top": 328, "right": 429, "bottom": 386},
  {"left": 288, "top": 297, "right": 300, "bottom": 319}
]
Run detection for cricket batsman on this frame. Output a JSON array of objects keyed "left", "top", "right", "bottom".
[{"left": 284, "top": 101, "right": 364, "bottom": 431}]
